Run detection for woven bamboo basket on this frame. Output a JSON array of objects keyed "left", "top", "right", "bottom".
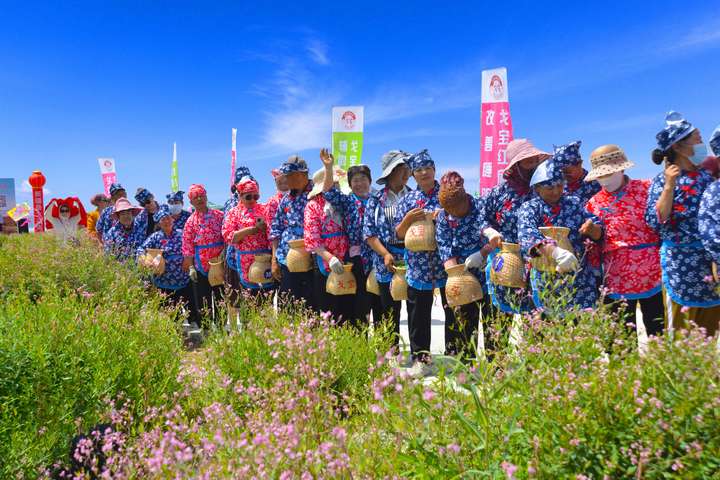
[
  {"left": 208, "top": 255, "right": 225, "bottom": 286},
  {"left": 248, "top": 254, "right": 273, "bottom": 284},
  {"left": 531, "top": 227, "right": 574, "bottom": 273},
  {"left": 286, "top": 239, "right": 312, "bottom": 272},
  {"left": 445, "top": 264, "right": 484, "bottom": 307},
  {"left": 326, "top": 264, "right": 357, "bottom": 295},
  {"left": 366, "top": 268, "right": 380, "bottom": 295},
  {"left": 405, "top": 212, "right": 436, "bottom": 252},
  {"left": 140, "top": 248, "right": 165, "bottom": 276},
  {"left": 490, "top": 242, "right": 526, "bottom": 288},
  {"left": 390, "top": 265, "right": 409, "bottom": 301}
]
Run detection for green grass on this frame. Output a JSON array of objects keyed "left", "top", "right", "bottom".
[{"left": 0, "top": 234, "right": 182, "bottom": 478}]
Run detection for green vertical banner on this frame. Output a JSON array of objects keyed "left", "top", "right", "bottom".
[
  {"left": 332, "top": 106, "right": 364, "bottom": 170},
  {"left": 171, "top": 142, "right": 179, "bottom": 192}
]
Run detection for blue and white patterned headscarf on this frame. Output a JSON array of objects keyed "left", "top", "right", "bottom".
[
  {"left": 407, "top": 149, "right": 435, "bottom": 172},
  {"left": 552, "top": 140, "right": 583, "bottom": 169},
  {"left": 710, "top": 125, "right": 720, "bottom": 157},
  {"left": 166, "top": 191, "right": 185, "bottom": 203},
  {"left": 656, "top": 111, "right": 696, "bottom": 152},
  {"left": 153, "top": 204, "right": 172, "bottom": 222},
  {"left": 530, "top": 158, "right": 564, "bottom": 187},
  {"left": 279, "top": 154, "right": 309, "bottom": 175},
  {"left": 233, "top": 166, "right": 255, "bottom": 185},
  {"left": 109, "top": 183, "right": 125, "bottom": 196},
  {"left": 134, "top": 188, "right": 154, "bottom": 205}
]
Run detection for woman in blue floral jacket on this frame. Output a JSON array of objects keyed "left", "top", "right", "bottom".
[
  {"left": 646, "top": 112, "right": 720, "bottom": 334},
  {"left": 436, "top": 171, "right": 496, "bottom": 357},
  {"left": 517, "top": 156, "right": 604, "bottom": 313}
]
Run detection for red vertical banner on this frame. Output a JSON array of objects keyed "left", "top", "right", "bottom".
[
  {"left": 28, "top": 170, "right": 46, "bottom": 233},
  {"left": 480, "top": 68, "right": 514, "bottom": 196},
  {"left": 230, "top": 128, "right": 237, "bottom": 186}
]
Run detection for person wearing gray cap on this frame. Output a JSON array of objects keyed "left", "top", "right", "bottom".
[
  {"left": 363, "top": 150, "right": 412, "bottom": 344},
  {"left": 269, "top": 154, "right": 317, "bottom": 310}
]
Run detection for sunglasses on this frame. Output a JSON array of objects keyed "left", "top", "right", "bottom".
[{"left": 243, "top": 194, "right": 260, "bottom": 201}]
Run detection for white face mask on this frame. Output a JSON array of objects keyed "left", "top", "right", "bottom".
[
  {"left": 169, "top": 204, "right": 183, "bottom": 215},
  {"left": 597, "top": 171, "right": 625, "bottom": 192}
]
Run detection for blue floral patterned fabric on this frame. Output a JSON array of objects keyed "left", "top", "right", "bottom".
[
  {"left": 95, "top": 206, "right": 117, "bottom": 242},
  {"left": 394, "top": 181, "right": 446, "bottom": 290},
  {"left": 172, "top": 210, "right": 191, "bottom": 231},
  {"left": 479, "top": 182, "right": 535, "bottom": 312},
  {"left": 103, "top": 222, "right": 144, "bottom": 261},
  {"left": 566, "top": 170, "right": 601, "bottom": 204},
  {"left": 517, "top": 194, "right": 603, "bottom": 309},
  {"left": 134, "top": 188, "right": 153, "bottom": 205},
  {"left": 137, "top": 229, "right": 189, "bottom": 290},
  {"left": 656, "top": 111, "right": 695, "bottom": 152},
  {"left": 699, "top": 180, "right": 720, "bottom": 265},
  {"left": 407, "top": 149, "right": 435, "bottom": 171},
  {"left": 645, "top": 170, "right": 720, "bottom": 307},
  {"left": 363, "top": 187, "right": 409, "bottom": 283},
  {"left": 324, "top": 186, "right": 374, "bottom": 274},
  {"left": 133, "top": 209, "right": 157, "bottom": 244},
  {"left": 269, "top": 181, "right": 314, "bottom": 265},
  {"left": 436, "top": 196, "right": 488, "bottom": 286}
]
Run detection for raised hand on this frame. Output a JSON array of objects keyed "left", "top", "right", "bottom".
[{"left": 320, "top": 148, "right": 334, "bottom": 168}]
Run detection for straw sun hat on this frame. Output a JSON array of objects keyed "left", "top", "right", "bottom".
[{"left": 585, "top": 145, "right": 635, "bottom": 182}]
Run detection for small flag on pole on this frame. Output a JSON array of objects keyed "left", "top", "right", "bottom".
[{"left": 171, "top": 142, "right": 179, "bottom": 192}]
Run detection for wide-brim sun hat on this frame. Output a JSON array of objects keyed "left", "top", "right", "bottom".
[
  {"left": 504, "top": 139, "right": 551, "bottom": 173},
  {"left": 585, "top": 145, "right": 635, "bottom": 181},
  {"left": 376, "top": 150, "right": 411, "bottom": 185},
  {"left": 308, "top": 166, "right": 351, "bottom": 199},
  {"left": 112, "top": 198, "right": 142, "bottom": 219}
]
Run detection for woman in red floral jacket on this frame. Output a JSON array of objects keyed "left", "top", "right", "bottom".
[{"left": 585, "top": 145, "right": 663, "bottom": 334}]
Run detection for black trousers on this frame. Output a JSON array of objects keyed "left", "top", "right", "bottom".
[
  {"left": 159, "top": 285, "right": 194, "bottom": 323},
  {"left": 447, "top": 296, "right": 493, "bottom": 358},
  {"left": 278, "top": 264, "right": 315, "bottom": 312},
  {"left": 313, "top": 268, "right": 355, "bottom": 324},
  {"left": 377, "top": 281, "right": 402, "bottom": 345},
  {"left": 407, "top": 286, "right": 455, "bottom": 361},
  {"left": 605, "top": 293, "right": 664, "bottom": 336},
  {"left": 348, "top": 256, "right": 382, "bottom": 330},
  {"left": 192, "top": 273, "right": 224, "bottom": 328}
]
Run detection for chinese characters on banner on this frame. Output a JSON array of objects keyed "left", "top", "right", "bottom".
[
  {"left": 0, "top": 178, "right": 16, "bottom": 219},
  {"left": 480, "top": 68, "right": 514, "bottom": 196},
  {"left": 332, "top": 106, "right": 364, "bottom": 170},
  {"left": 97, "top": 157, "right": 117, "bottom": 196}
]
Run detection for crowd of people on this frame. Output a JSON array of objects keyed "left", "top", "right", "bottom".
[{"left": 9, "top": 110, "right": 720, "bottom": 365}]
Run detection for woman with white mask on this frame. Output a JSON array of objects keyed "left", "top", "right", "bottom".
[
  {"left": 166, "top": 191, "right": 191, "bottom": 230},
  {"left": 645, "top": 111, "right": 720, "bottom": 335},
  {"left": 585, "top": 145, "right": 664, "bottom": 335}
]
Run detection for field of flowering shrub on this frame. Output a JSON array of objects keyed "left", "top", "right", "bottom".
[{"left": 1, "top": 234, "right": 719, "bottom": 479}]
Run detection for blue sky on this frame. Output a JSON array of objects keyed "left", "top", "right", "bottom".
[{"left": 2, "top": 1, "right": 719, "bottom": 208}]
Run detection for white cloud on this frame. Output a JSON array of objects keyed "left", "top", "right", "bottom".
[
  {"left": 20, "top": 180, "right": 52, "bottom": 196},
  {"left": 244, "top": 15, "right": 720, "bottom": 158},
  {"left": 262, "top": 106, "right": 330, "bottom": 152},
  {"left": 306, "top": 39, "right": 330, "bottom": 66}
]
